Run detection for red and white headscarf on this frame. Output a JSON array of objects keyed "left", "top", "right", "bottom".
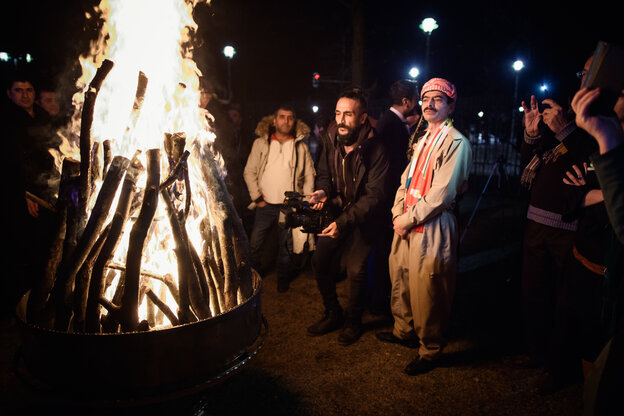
[{"left": 420, "top": 78, "right": 457, "bottom": 101}]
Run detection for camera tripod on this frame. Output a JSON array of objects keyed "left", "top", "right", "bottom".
[{"left": 460, "top": 155, "right": 510, "bottom": 244}]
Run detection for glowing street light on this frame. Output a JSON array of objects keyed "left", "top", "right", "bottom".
[
  {"left": 419, "top": 18, "right": 439, "bottom": 34},
  {"left": 312, "top": 105, "right": 319, "bottom": 113},
  {"left": 408, "top": 66, "right": 420, "bottom": 79},
  {"left": 222, "top": 45, "right": 236, "bottom": 59},
  {"left": 222, "top": 45, "right": 236, "bottom": 102},
  {"left": 509, "top": 59, "right": 525, "bottom": 143},
  {"left": 420, "top": 18, "right": 438, "bottom": 78}
]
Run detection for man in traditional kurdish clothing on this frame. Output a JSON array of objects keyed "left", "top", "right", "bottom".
[{"left": 378, "top": 78, "right": 472, "bottom": 375}]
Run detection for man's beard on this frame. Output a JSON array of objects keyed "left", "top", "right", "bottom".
[{"left": 337, "top": 123, "right": 361, "bottom": 146}]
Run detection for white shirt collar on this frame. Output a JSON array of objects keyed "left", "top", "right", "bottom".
[{"left": 389, "top": 106, "right": 407, "bottom": 123}]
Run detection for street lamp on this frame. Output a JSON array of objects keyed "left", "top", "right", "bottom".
[
  {"left": 419, "top": 17, "right": 438, "bottom": 78},
  {"left": 509, "top": 59, "right": 524, "bottom": 144},
  {"left": 408, "top": 66, "right": 420, "bottom": 79},
  {"left": 222, "top": 45, "right": 236, "bottom": 101}
]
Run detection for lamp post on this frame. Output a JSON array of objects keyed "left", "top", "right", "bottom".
[
  {"left": 408, "top": 66, "right": 420, "bottom": 80},
  {"left": 509, "top": 59, "right": 524, "bottom": 144},
  {"left": 419, "top": 18, "right": 438, "bottom": 79},
  {"left": 222, "top": 45, "right": 236, "bottom": 102}
]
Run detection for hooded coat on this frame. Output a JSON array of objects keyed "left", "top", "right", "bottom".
[{"left": 243, "top": 115, "right": 316, "bottom": 252}]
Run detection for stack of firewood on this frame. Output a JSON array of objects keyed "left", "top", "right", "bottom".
[{"left": 25, "top": 59, "right": 253, "bottom": 334}]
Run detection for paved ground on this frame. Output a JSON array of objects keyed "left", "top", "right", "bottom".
[{"left": 0, "top": 183, "right": 588, "bottom": 415}]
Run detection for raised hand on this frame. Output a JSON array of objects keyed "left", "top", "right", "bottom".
[{"left": 521, "top": 95, "right": 542, "bottom": 137}]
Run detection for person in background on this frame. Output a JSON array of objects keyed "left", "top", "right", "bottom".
[{"left": 244, "top": 105, "right": 316, "bottom": 292}]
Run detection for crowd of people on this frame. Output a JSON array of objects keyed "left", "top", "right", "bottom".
[{"left": 2, "top": 43, "right": 624, "bottom": 411}]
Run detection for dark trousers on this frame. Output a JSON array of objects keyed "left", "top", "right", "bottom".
[
  {"left": 312, "top": 227, "right": 373, "bottom": 318},
  {"left": 249, "top": 204, "right": 293, "bottom": 279},
  {"left": 521, "top": 219, "right": 576, "bottom": 364},
  {"left": 548, "top": 252, "right": 606, "bottom": 380}
]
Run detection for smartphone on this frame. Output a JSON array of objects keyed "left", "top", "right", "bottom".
[{"left": 582, "top": 41, "right": 624, "bottom": 115}]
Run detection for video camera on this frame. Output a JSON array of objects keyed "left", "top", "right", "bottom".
[{"left": 278, "top": 191, "right": 333, "bottom": 234}]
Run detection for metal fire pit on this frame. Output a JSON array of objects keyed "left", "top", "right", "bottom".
[{"left": 14, "top": 271, "right": 265, "bottom": 406}]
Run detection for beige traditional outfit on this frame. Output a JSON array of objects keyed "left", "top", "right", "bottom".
[{"left": 389, "top": 117, "right": 472, "bottom": 361}]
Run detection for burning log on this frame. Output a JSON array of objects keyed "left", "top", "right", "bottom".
[
  {"left": 85, "top": 155, "right": 143, "bottom": 332},
  {"left": 46, "top": 155, "right": 130, "bottom": 331},
  {"left": 200, "top": 219, "right": 225, "bottom": 313},
  {"left": 91, "top": 141, "right": 102, "bottom": 187},
  {"left": 145, "top": 287, "right": 179, "bottom": 326},
  {"left": 72, "top": 223, "right": 111, "bottom": 332},
  {"left": 159, "top": 150, "right": 190, "bottom": 191},
  {"left": 27, "top": 158, "right": 80, "bottom": 325},
  {"left": 103, "top": 139, "right": 112, "bottom": 176},
  {"left": 120, "top": 149, "right": 160, "bottom": 332},
  {"left": 106, "top": 264, "right": 180, "bottom": 306},
  {"left": 160, "top": 188, "right": 207, "bottom": 321},
  {"left": 79, "top": 59, "right": 115, "bottom": 228},
  {"left": 195, "top": 146, "right": 253, "bottom": 308}
]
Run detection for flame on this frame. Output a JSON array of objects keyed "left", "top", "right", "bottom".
[{"left": 73, "top": 0, "right": 220, "bottom": 328}]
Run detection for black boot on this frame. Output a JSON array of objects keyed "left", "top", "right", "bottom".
[
  {"left": 307, "top": 306, "right": 343, "bottom": 336},
  {"left": 337, "top": 314, "right": 362, "bottom": 345}
]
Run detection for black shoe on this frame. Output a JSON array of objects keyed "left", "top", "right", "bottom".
[
  {"left": 338, "top": 318, "right": 362, "bottom": 346},
  {"left": 375, "top": 331, "right": 419, "bottom": 348},
  {"left": 307, "top": 307, "right": 343, "bottom": 336},
  {"left": 277, "top": 277, "right": 289, "bottom": 293},
  {"left": 404, "top": 356, "right": 437, "bottom": 376}
]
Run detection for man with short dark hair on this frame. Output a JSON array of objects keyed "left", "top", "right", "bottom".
[
  {"left": 37, "top": 89, "right": 60, "bottom": 118},
  {"left": 244, "top": 105, "right": 316, "bottom": 292},
  {"left": 306, "top": 87, "right": 390, "bottom": 345},
  {"left": 379, "top": 78, "right": 472, "bottom": 375},
  {"left": 2, "top": 72, "right": 58, "bottom": 316},
  {"left": 370, "top": 79, "right": 419, "bottom": 316}
]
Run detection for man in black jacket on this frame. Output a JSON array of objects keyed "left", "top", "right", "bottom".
[
  {"left": 370, "top": 79, "right": 419, "bottom": 315},
  {"left": 306, "top": 87, "right": 390, "bottom": 345}
]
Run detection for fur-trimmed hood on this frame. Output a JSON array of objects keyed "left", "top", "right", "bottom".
[{"left": 254, "top": 114, "right": 310, "bottom": 139}]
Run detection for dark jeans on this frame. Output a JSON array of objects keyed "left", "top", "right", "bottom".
[
  {"left": 249, "top": 204, "right": 293, "bottom": 279},
  {"left": 312, "top": 227, "right": 373, "bottom": 318},
  {"left": 521, "top": 219, "right": 575, "bottom": 364}
]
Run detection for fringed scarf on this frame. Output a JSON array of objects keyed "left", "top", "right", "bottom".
[{"left": 404, "top": 118, "right": 453, "bottom": 232}]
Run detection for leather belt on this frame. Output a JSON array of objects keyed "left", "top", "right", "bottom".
[{"left": 573, "top": 245, "right": 606, "bottom": 276}]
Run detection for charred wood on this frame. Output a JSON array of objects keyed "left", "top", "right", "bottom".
[
  {"left": 90, "top": 141, "right": 102, "bottom": 192},
  {"left": 120, "top": 149, "right": 160, "bottom": 332},
  {"left": 85, "top": 156, "right": 143, "bottom": 332},
  {"left": 47, "top": 155, "right": 129, "bottom": 331},
  {"left": 27, "top": 158, "right": 79, "bottom": 326},
  {"left": 160, "top": 188, "right": 209, "bottom": 320},
  {"left": 72, "top": 223, "right": 111, "bottom": 332},
  {"left": 145, "top": 288, "right": 179, "bottom": 326},
  {"left": 102, "top": 139, "right": 112, "bottom": 177},
  {"left": 159, "top": 150, "right": 190, "bottom": 191},
  {"left": 194, "top": 146, "right": 253, "bottom": 308},
  {"left": 79, "top": 59, "right": 114, "bottom": 229}
]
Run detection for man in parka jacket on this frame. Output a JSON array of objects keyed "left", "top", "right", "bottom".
[{"left": 244, "top": 105, "right": 316, "bottom": 292}]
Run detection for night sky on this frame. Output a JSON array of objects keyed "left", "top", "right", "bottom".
[{"left": 2, "top": 0, "right": 623, "bottom": 131}]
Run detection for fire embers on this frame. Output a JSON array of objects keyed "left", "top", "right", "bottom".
[{"left": 25, "top": 60, "right": 253, "bottom": 334}]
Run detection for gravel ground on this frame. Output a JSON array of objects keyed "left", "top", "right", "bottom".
[{"left": 0, "top": 192, "right": 588, "bottom": 415}]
